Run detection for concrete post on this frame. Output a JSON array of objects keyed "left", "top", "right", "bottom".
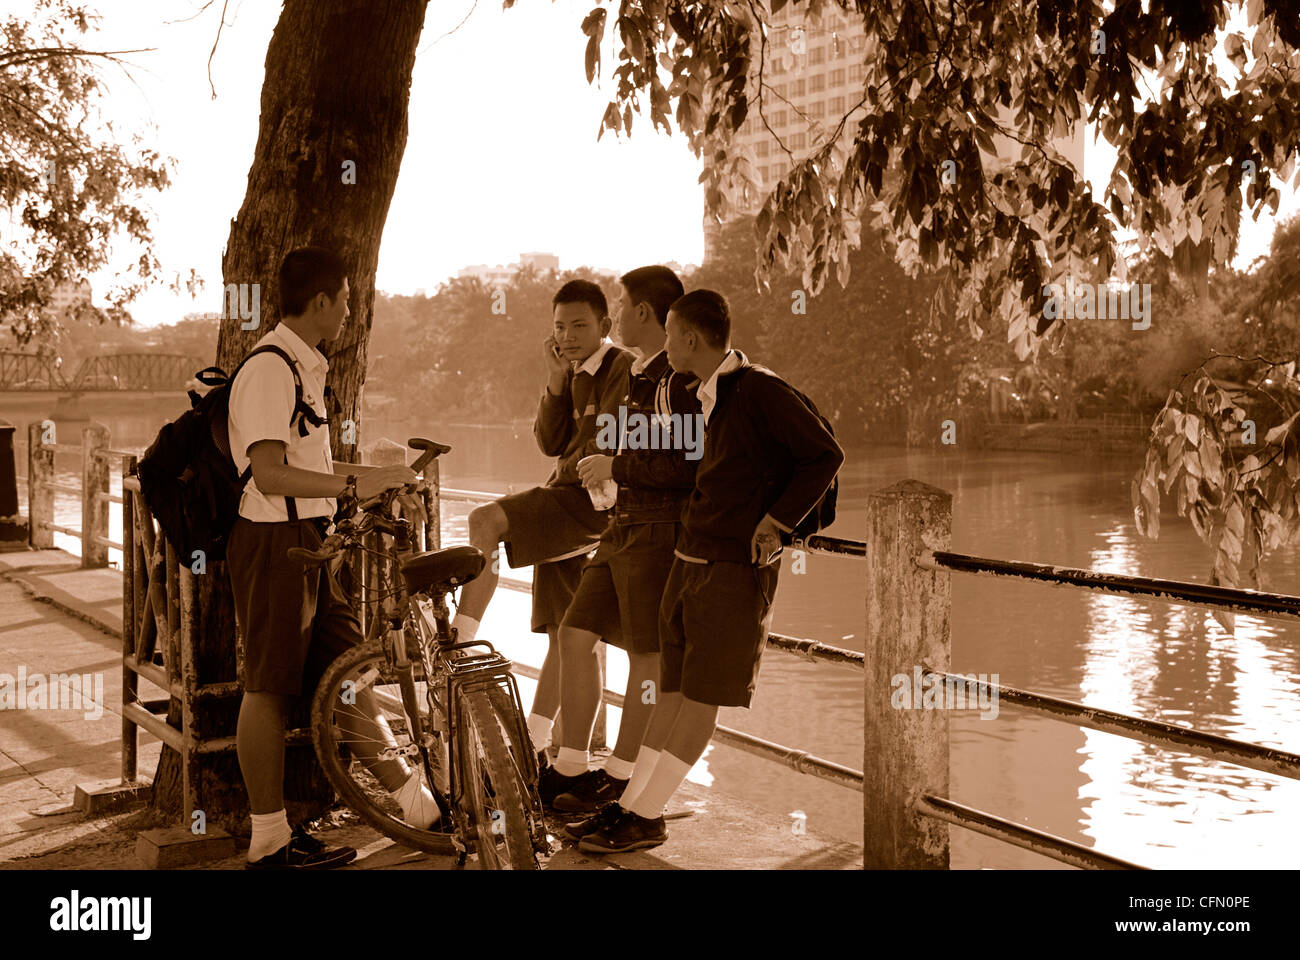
[
  {"left": 864, "top": 479, "right": 951, "bottom": 868},
  {"left": 27, "top": 421, "right": 53, "bottom": 548},
  {"left": 81, "top": 422, "right": 110, "bottom": 567}
]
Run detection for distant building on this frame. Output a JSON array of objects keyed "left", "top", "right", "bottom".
[
  {"left": 458, "top": 252, "right": 562, "bottom": 288},
  {"left": 702, "top": 5, "right": 1083, "bottom": 263},
  {"left": 519, "top": 252, "right": 560, "bottom": 272},
  {"left": 46, "top": 278, "right": 92, "bottom": 315}
]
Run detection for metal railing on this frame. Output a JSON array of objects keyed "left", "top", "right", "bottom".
[
  {"left": 441, "top": 485, "right": 867, "bottom": 797},
  {"left": 23, "top": 420, "right": 132, "bottom": 566},
  {"left": 863, "top": 479, "right": 1300, "bottom": 870}
]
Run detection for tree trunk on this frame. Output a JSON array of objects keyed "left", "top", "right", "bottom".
[{"left": 150, "top": 0, "right": 428, "bottom": 831}]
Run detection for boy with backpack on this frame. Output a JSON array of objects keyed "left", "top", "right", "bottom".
[
  {"left": 222, "top": 247, "right": 431, "bottom": 868},
  {"left": 567, "top": 288, "right": 843, "bottom": 853}
]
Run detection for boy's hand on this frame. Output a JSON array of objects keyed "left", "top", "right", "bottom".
[
  {"left": 577, "top": 454, "right": 614, "bottom": 485},
  {"left": 543, "top": 335, "right": 569, "bottom": 391},
  {"left": 750, "top": 514, "right": 784, "bottom": 565},
  {"left": 355, "top": 465, "right": 416, "bottom": 500}
]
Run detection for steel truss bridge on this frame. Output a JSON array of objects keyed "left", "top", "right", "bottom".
[{"left": 0, "top": 353, "right": 205, "bottom": 392}]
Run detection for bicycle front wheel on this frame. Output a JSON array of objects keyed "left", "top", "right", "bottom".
[
  {"left": 457, "top": 688, "right": 539, "bottom": 869},
  {"left": 311, "top": 640, "right": 457, "bottom": 856}
]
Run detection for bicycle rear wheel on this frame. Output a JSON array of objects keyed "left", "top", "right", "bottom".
[
  {"left": 311, "top": 640, "right": 457, "bottom": 856},
  {"left": 457, "top": 688, "right": 539, "bottom": 869}
]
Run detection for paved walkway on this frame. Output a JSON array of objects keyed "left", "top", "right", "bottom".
[{"left": 0, "top": 549, "right": 861, "bottom": 869}]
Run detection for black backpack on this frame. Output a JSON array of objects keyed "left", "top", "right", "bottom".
[
  {"left": 136, "top": 344, "right": 325, "bottom": 562},
  {"left": 731, "top": 364, "right": 840, "bottom": 545}
]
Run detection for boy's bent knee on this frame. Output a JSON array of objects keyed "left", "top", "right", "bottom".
[{"left": 467, "top": 503, "right": 507, "bottom": 543}]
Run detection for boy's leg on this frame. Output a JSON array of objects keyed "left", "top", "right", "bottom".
[
  {"left": 236, "top": 691, "right": 289, "bottom": 814},
  {"left": 556, "top": 624, "right": 602, "bottom": 768},
  {"left": 614, "top": 652, "right": 660, "bottom": 764},
  {"left": 454, "top": 501, "right": 508, "bottom": 633},
  {"left": 581, "top": 560, "right": 776, "bottom": 852}
]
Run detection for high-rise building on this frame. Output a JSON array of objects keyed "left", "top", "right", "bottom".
[
  {"left": 703, "top": 5, "right": 869, "bottom": 261},
  {"left": 703, "top": 6, "right": 1084, "bottom": 263}
]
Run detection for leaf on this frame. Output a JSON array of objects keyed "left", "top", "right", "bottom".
[{"left": 585, "top": 34, "right": 600, "bottom": 84}]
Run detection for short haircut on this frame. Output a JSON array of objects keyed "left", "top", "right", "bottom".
[
  {"left": 619, "top": 265, "right": 684, "bottom": 327},
  {"left": 552, "top": 279, "right": 607, "bottom": 319},
  {"left": 669, "top": 289, "right": 730, "bottom": 349},
  {"left": 279, "top": 247, "right": 347, "bottom": 317}
]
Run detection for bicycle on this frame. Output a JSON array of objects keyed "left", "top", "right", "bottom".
[{"left": 290, "top": 437, "right": 548, "bottom": 869}]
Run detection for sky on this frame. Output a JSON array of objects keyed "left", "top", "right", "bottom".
[
  {"left": 11, "top": 0, "right": 1300, "bottom": 328},
  {"left": 25, "top": 0, "right": 709, "bottom": 327}
]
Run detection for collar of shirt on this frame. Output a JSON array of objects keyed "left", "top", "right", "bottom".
[
  {"left": 698, "top": 349, "right": 743, "bottom": 425},
  {"left": 271, "top": 322, "right": 329, "bottom": 379},
  {"left": 630, "top": 348, "right": 665, "bottom": 377},
  {"left": 576, "top": 338, "right": 614, "bottom": 376}
]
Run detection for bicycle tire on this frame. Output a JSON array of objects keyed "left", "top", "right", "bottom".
[
  {"left": 458, "top": 688, "right": 539, "bottom": 869},
  {"left": 311, "top": 640, "right": 459, "bottom": 857}
]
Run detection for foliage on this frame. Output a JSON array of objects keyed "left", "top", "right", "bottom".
[
  {"left": 0, "top": 0, "right": 183, "bottom": 344},
  {"left": 537, "top": 0, "right": 1300, "bottom": 365}
]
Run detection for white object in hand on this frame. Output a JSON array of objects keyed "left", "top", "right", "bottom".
[{"left": 577, "top": 455, "right": 617, "bottom": 511}]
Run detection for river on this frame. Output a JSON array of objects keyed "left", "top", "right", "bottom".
[{"left": 27, "top": 412, "right": 1300, "bottom": 868}]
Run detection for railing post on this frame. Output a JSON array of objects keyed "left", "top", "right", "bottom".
[
  {"left": 422, "top": 458, "right": 440, "bottom": 552},
  {"left": 81, "top": 422, "right": 110, "bottom": 567},
  {"left": 865, "top": 479, "right": 952, "bottom": 868},
  {"left": 591, "top": 642, "right": 607, "bottom": 750},
  {"left": 27, "top": 421, "right": 53, "bottom": 549},
  {"left": 122, "top": 457, "right": 139, "bottom": 784}
]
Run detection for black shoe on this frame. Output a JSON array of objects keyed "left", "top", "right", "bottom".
[
  {"left": 562, "top": 800, "right": 626, "bottom": 842},
  {"left": 245, "top": 826, "right": 357, "bottom": 870},
  {"left": 553, "top": 768, "right": 625, "bottom": 813},
  {"left": 577, "top": 809, "right": 667, "bottom": 854},
  {"left": 537, "top": 754, "right": 585, "bottom": 807}
]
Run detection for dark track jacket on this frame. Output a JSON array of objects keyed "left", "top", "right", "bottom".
[
  {"left": 607, "top": 350, "right": 702, "bottom": 525},
  {"left": 534, "top": 342, "right": 635, "bottom": 487},
  {"left": 677, "top": 351, "right": 844, "bottom": 564}
]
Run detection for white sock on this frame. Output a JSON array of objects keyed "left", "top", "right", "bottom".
[
  {"left": 248, "top": 809, "right": 292, "bottom": 861},
  {"left": 526, "top": 713, "right": 554, "bottom": 753},
  {"left": 604, "top": 755, "right": 635, "bottom": 781},
  {"left": 391, "top": 771, "right": 440, "bottom": 829},
  {"left": 452, "top": 613, "right": 480, "bottom": 644},
  {"left": 617, "top": 746, "right": 660, "bottom": 810},
  {"left": 625, "top": 752, "right": 691, "bottom": 820},
  {"left": 554, "top": 746, "right": 588, "bottom": 777}
]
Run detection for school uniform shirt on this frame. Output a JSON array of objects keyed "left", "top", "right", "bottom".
[{"left": 228, "top": 323, "right": 335, "bottom": 522}]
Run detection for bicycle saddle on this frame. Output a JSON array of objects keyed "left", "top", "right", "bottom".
[{"left": 400, "top": 545, "right": 486, "bottom": 595}]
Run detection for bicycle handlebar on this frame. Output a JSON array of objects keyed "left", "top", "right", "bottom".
[{"left": 291, "top": 438, "right": 452, "bottom": 567}]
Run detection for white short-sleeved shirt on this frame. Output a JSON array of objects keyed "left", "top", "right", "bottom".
[{"left": 228, "top": 323, "right": 335, "bottom": 521}]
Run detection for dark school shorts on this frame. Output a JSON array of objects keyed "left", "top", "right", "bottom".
[
  {"left": 658, "top": 556, "right": 780, "bottom": 708},
  {"left": 562, "top": 522, "right": 677, "bottom": 655},
  {"left": 530, "top": 553, "right": 589, "bottom": 634},
  {"left": 497, "top": 483, "right": 609, "bottom": 568},
  {"left": 227, "top": 516, "right": 361, "bottom": 698}
]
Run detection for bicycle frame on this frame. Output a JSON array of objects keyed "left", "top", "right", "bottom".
[{"left": 350, "top": 498, "right": 544, "bottom": 854}]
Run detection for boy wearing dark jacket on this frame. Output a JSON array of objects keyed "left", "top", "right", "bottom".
[
  {"left": 453, "top": 280, "right": 634, "bottom": 756},
  {"left": 542, "top": 266, "right": 702, "bottom": 810},
  {"left": 569, "top": 288, "right": 844, "bottom": 853}
]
